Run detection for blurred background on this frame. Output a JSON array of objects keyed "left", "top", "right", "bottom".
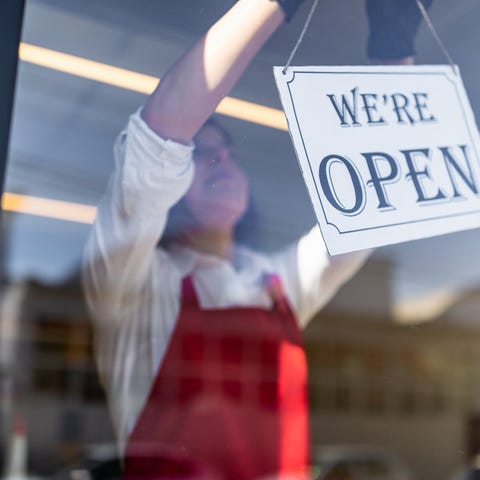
[{"left": 2, "top": 0, "right": 480, "bottom": 479}]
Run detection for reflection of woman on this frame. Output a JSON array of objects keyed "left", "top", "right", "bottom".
[{"left": 83, "top": 1, "right": 430, "bottom": 478}]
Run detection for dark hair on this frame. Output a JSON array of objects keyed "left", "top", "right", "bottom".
[
  {"left": 159, "top": 117, "right": 259, "bottom": 248},
  {"left": 202, "top": 116, "right": 233, "bottom": 146}
]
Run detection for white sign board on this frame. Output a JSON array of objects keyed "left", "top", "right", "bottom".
[{"left": 274, "top": 65, "right": 480, "bottom": 255}]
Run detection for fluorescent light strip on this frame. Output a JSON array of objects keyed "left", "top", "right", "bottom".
[
  {"left": 2, "top": 193, "right": 96, "bottom": 224},
  {"left": 18, "top": 43, "right": 288, "bottom": 131}
]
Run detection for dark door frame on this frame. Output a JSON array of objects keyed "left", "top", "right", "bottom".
[
  {"left": 0, "top": 0, "right": 26, "bottom": 201},
  {"left": 0, "top": 2, "right": 25, "bottom": 458}
]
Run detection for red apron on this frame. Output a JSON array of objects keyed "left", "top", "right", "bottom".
[{"left": 123, "top": 275, "right": 309, "bottom": 480}]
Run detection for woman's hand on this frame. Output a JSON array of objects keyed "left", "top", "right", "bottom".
[
  {"left": 275, "top": 0, "right": 308, "bottom": 21},
  {"left": 366, "top": 0, "right": 434, "bottom": 62}
]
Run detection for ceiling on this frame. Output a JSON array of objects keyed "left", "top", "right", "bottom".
[{"left": 6, "top": 0, "right": 480, "bottom": 325}]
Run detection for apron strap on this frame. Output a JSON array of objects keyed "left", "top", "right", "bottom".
[
  {"left": 262, "top": 273, "right": 291, "bottom": 316},
  {"left": 181, "top": 276, "right": 201, "bottom": 308}
]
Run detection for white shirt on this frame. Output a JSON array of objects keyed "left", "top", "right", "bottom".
[{"left": 82, "top": 109, "right": 370, "bottom": 455}]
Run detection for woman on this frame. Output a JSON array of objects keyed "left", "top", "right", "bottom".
[{"left": 83, "top": 0, "right": 431, "bottom": 478}]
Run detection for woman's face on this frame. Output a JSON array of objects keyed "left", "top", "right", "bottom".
[{"left": 184, "top": 124, "right": 249, "bottom": 231}]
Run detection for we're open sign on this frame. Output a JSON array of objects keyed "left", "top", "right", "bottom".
[{"left": 275, "top": 65, "right": 480, "bottom": 255}]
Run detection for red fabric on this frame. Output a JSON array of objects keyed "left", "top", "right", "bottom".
[{"left": 123, "top": 275, "right": 310, "bottom": 480}]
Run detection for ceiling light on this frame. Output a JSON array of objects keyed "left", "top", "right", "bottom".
[
  {"left": 2, "top": 193, "right": 96, "bottom": 224},
  {"left": 19, "top": 43, "right": 287, "bottom": 131}
]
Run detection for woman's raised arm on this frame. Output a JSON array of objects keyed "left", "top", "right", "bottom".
[{"left": 141, "top": 0, "right": 301, "bottom": 144}]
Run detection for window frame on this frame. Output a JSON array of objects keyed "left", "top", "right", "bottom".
[{"left": 0, "top": 0, "right": 25, "bottom": 200}]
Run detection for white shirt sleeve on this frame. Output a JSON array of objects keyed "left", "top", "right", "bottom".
[
  {"left": 270, "top": 225, "right": 372, "bottom": 328},
  {"left": 82, "top": 110, "right": 195, "bottom": 450},
  {"left": 82, "top": 109, "right": 194, "bottom": 322}
]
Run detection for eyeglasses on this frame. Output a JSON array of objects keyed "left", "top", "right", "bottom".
[{"left": 193, "top": 143, "right": 237, "bottom": 165}]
